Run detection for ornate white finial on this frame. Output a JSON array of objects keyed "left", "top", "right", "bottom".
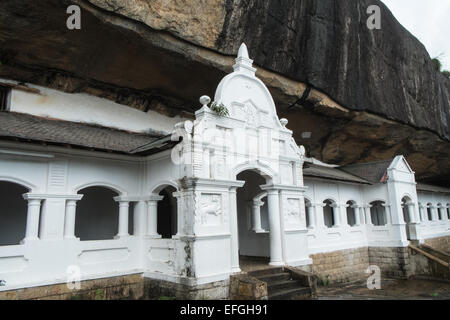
[
  {"left": 280, "top": 118, "right": 288, "bottom": 128},
  {"left": 196, "top": 95, "right": 212, "bottom": 115},
  {"left": 233, "top": 43, "right": 256, "bottom": 75},
  {"left": 238, "top": 43, "right": 249, "bottom": 59},
  {"left": 199, "top": 95, "right": 211, "bottom": 107}
]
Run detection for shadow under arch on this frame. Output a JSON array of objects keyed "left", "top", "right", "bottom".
[
  {"left": 75, "top": 185, "right": 121, "bottom": 241},
  {"left": 0, "top": 180, "right": 30, "bottom": 245},
  {"left": 153, "top": 184, "right": 178, "bottom": 239}
]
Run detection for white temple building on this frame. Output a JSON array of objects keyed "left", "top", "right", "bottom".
[{"left": 0, "top": 44, "right": 449, "bottom": 299}]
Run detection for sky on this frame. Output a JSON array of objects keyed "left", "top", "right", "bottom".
[{"left": 382, "top": 0, "right": 450, "bottom": 71}]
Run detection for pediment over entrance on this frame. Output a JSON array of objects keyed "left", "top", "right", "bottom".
[
  {"left": 176, "top": 43, "right": 306, "bottom": 184},
  {"left": 214, "top": 43, "right": 284, "bottom": 130}
]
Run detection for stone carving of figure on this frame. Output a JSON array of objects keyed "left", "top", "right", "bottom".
[
  {"left": 200, "top": 195, "right": 222, "bottom": 225},
  {"left": 286, "top": 198, "right": 300, "bottom": 223}
]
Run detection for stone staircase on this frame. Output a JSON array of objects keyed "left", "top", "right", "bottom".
[
  {"left": 248, "top": 267, "right": 316, "bottom": 300},
  {"left": 409, "top": 244, "right": 450, "bottom": 280}
]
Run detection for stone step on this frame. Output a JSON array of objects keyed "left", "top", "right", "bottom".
[
  {"left": 247, "top": 267, "right": 284, "bottom": 278},
  {"left": 268, "top": 279, "right": 304, "bottom": 292},
  {"left": 257, "top": 272, "right": 291, "bottom": 283},
  {"left": 269, "top": 287, "right": 312, "bottom": 300}
]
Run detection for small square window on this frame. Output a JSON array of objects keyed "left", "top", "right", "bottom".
[{"left": 0, "top": 85, "right": 11, "bottom": 111}]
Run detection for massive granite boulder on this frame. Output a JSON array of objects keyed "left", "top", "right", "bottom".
[{"left": 0, "top": 0, "right": 449, "bottom": 185}]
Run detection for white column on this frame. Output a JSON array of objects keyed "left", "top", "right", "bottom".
[
  {"left": 406, "top": 202, "right": 417, "bottom": 224},
  {"left": 431, "top": 206, "right": 439, "bottom": 221},
  {"left": 115, "top": 201, "right": 130, "bottom": 238},
  {"left": 133, "top": 201, "right": 147, "bottom": 236},
  {"left": 229, "top": 187, "right": 241, "bottom": 273},
  {"left": 173, "top": 192, "right": 184, "bottom": 237},
  {"left": 306, "top": 204, "right": 315, "bottom": 228},
  {"left": 383, "top": 204, "right": 392, "bottom": 225},
  {"left": 252, "top": 200, "right": 264, "bottom": 232},
  {"left": 359, "top": 206, "right": 366, "bottom": 224},
  {"left": 146, "top": 196, "right": 163, "bottom": 237},
  {"left": 266, "top": 189, "right": 283, "bottom": 266},
  {"left": 354, "top": 205, "right": 361, "bottom": 226},
  {"left": 339, "top": 203, "right": 348, "bottom": 226},
  {"left": 331, "top": 204, "right": 340, "bottom": 227},
  {"left": 314, "top": 203, "right": 326, "bottom": 228},
  {"left": 418, "top": 204, "right": 425, "bottom": 222},
  {"left": 64, "top": 197, "right": 83, "bottom": 239},
  {"left": 365, "top": 205, "right": 373, "bottom": 226},
  {"left": 22, "top": 195, "right": 42, "bottom": 242}
]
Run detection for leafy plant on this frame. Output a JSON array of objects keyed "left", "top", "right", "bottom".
[
  {"left": 432, "top": 57, "right": 443, "bottom": 72},
  {"left": 432, "top": 55, "right": 450, "bottom": 78},
  {"left": 210, "top": 102, "right": 229, "bottom": 117},
  {"left": 95, "top": 289, "right": 104, "bottom": 300}
]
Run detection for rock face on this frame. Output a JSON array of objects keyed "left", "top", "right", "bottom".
[{"left": 0, "top": 0, "right": 449, "bottom": 185}]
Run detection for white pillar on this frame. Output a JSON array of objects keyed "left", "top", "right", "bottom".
[
  {"left": 354, "top": 205, "right": 361, "bottom": 226},
  {"left": 115, "top": 201, "right": 130, "bottom": 238},
  {"left": 406, "top": 202, "right": 417, "bottom": 224},
  {"left": 314, "top": 203, "right": 326, "bottom": 228},
  {"left": 64, "top": 196, "right": 83, "bottom": 239},
  {"left": 173, "top": 192, "right": 184, "bottom": 237},
  {"left": 146, "top": 196, "right": 163, "bottom": 237},
  {"left": 266, "top": 189, "right": 283, "bottom": 266},
  {"left": 22, "top": 195, "right": 42, "bottom": 242},
  {"left": 252, "top": 200, "right": 264, "bottom": 232},
  {"left": 339, "top": 203, "right": 349, "bottom": 226},
  {"left": 383, "top": 204, "right": 392, "bottom": 225},
  {"left": 133, "top": 201, "right": 147, "bottom": 236},
  {"left": 359, "top": 206, "right": 366, "bottom": 224},
  {"left": 431, "top": 206, "right": 438, "bottom": 221},
  {"left": 306, "top": 204, "right": 315, "bottom": 228},
  {"left": 365, "top": 205, "right": 373, "bottom": 226},
  {"left": 418, "top": 204, "right": 425, "bottom": 222},
  {"left": 331, "top": 204, "right": 340, "bottom": 227},
  {"left": 229, "top": 187, "right": 241, "bottom": 273}
]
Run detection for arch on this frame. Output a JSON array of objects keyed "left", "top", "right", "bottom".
[
  {"left": 400, "top": 193, "right": 414, "bottom": 202},
  {"left": 401, "top": 196, "right": 413, "bottom": 224},
  {"left": 73, "top": 181, "right": 126, "bottom": 196},
  {"left": 253, "top": 191, "right": 268, "bottom": 202},
  {"left": 232, "top": 161, "right": 276, "bottom": 184},
  {"left": 75, "top": 186, "right": 120, "bottom": 241},
  {"left": 0, "top": 176, "right": 35, "bottom": 192},
  {"left": 150, "top": 180, "right": 179, "bottom": 194},
  {"left": 0, "top": 181, "right": 29, "bottom": 246},
  {"left": 346, "top": 200, "right": 357, "bottom": 227},
  {"left": 156, "top": 185, "right": 178, "bottom": 239},
  {"left": 370, "top": 201, "right": 387, "bottom": 226},
  {"left": 319, "top": 196, "right": 339, "bottom": 205},
  {"left": 236, "top": 169, "right": 270, "bottom": 262},
  {"left": 323, "top": 199, "right": 336, "bottom": 228}
]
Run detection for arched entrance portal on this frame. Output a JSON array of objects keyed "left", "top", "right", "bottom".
[{"left": 236, "top": 170, "right": 272, "bottom": 271}]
